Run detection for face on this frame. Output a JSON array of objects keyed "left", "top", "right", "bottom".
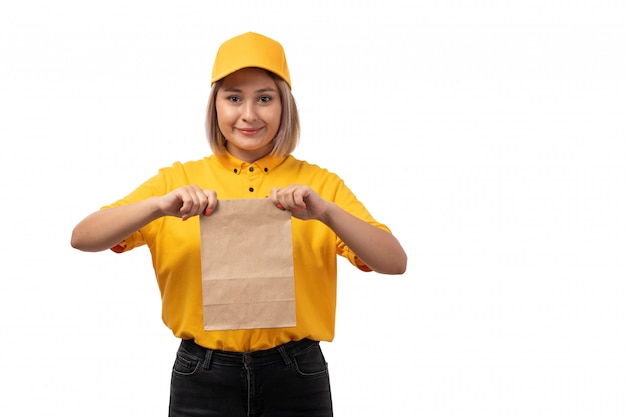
[{"left": 216, "top": 68, "right": 282, "bottom": 162}]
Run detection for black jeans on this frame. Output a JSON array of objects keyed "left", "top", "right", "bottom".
[{"left": 169, "top": 338, "right": 333, "bottom": 417}]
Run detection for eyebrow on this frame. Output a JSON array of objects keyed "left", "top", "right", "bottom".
[{"left": 221, "top": 87, "right": 278, "bottom": 93}]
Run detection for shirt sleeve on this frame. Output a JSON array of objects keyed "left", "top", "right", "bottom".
[
  {"left": 330, "top": 174, "right": 392, "bottom": 272},
  {"left": 100, "top": 164, "right": 179, "bottom": 253},
  {"left": 109, "top": 230, "right": 145, "bottom": 253}
]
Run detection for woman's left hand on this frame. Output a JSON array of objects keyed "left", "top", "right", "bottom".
[
  {"left": 269, "top": 185, "right": 330, "bottom": 221},
  {"left": 270, "top": 184, "right": 407, "bottom": 274}
]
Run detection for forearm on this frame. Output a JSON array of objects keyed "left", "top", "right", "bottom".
[
  {"left": 319, "top": 203, "right": 407, "bottom": 275},
  {"left": 70, "top": 197, "right": 163, "bottom": 252}
]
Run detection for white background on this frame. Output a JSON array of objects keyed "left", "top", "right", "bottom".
[{"left": 1, "top": 1, "right": 625, "bottom": 416}]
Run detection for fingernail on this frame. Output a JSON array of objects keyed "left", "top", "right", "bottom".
[
  {"left": 182, "top": 216, "right": 188, "bottom": 221},
  {"left": 277, "top": 204, "right": 284, "bottom": 210},
  {"left": 205, "top": 208, "right": 213, "bottom": 216}
]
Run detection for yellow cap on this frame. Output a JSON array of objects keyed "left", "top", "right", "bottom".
[{"left": 211, "top": 32, "right": 291, "bottom": 88}]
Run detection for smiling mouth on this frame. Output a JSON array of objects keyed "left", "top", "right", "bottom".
[{"left": 237, "top": 127, "right": 263, "bottom": 136}]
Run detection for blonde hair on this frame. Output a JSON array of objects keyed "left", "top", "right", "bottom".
[{"left": 205, "top": 71, "right": 300, "bottom": 157}]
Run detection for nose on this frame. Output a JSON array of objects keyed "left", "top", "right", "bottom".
[{"left": 241, "top": 101, "right": 258, "bottom": 123}]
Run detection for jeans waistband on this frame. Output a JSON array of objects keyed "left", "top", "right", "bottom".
[{"left": 179, "top": 338, "right": 318, "bottom": 367}]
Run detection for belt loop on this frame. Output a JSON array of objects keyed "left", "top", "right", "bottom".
[
  {"left": 277, "top": 345, "right": 291, "bottom": 366},
  {"left": 202, "top": 349, "right": 213, "bottom": 371}
]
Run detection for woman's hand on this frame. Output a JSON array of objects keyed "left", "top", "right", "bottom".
[
  {"left": 71, "top": 185, "right": 218, "bottom": 252},
  {"left": 269, "top": 184, "right": 330, "bottom": 221},
  {"left": 159, "top": 185, "right": 218, "bottom": 220},
  {"left": 270, "top": 184, "right": 407, "bottom": 274}
]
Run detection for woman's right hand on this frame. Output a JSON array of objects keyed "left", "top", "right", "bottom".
[
  {"left": 158, "top": 185, "right": 218, "bottom": 220},
  {"left": 71, "top": 185, "right": 218, "bottom": 252}
]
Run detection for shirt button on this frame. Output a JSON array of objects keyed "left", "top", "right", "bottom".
[
  {"left": 249, "top": 167, "right": 254, "bottom": 172},
  {"left": 233, "top": 168, "right": 238, "bottom": 173},
  {"left": 249, "top": 187, "right": 254, "bottom": 192},
  {"left": 264, "top": 167, "right": 268, "bottom": 172}
]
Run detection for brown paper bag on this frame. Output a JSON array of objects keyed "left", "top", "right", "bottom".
[{"left": 199, "top": 198, "right": 296, "bottom": 331}]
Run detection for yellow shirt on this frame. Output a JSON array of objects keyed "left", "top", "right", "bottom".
[{"left": 104, "top": 152, "right": 391, "bottom": 352}]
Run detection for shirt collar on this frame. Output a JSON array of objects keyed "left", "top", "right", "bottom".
[{"left": 214, "top": 151, "right": 288, "bottom": 175}]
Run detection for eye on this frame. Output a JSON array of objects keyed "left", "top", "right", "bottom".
[
  {"left": 227, "top": 96, "right": 241, "bottom": 103},
  {"left": 259, "top": 95, "right": 272, "bottom": 103}
]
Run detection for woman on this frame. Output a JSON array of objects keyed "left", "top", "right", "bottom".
[{"left": 71, "top": 31, "right": 407, "bottom": 417}]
